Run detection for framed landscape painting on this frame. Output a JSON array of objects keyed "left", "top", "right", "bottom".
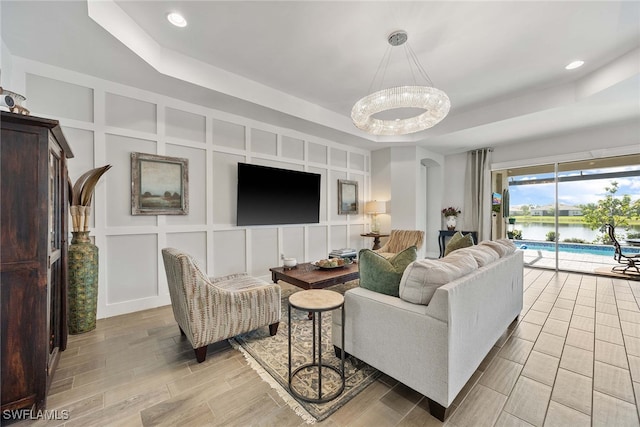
[
  {"left": 131, "top": 152, "right": 189, "bottom": 215},
  {"left": 338, "top": 179, "right": 358, "bottom": 215}
]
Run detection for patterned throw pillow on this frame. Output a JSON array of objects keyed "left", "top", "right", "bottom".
[
  {"left": 444, "top": 231, "right": 475, "bottom": 256},
  {"left": 358, "top": 246, "right": 418, "bottom": 297}
]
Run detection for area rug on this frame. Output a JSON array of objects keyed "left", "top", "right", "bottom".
[{"left": 230, "top": 280, "right": 380, "bottom": 423}]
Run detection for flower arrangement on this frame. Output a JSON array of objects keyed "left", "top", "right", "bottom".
[{"left": 442, "top": 206, "right": 461, "bottom": 217}]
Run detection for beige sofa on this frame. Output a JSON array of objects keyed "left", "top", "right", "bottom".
[{"left": 332, "top": 240, "right": 523, "bottom": 420}]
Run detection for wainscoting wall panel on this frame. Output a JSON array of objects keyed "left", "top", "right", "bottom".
[
  {"left": 251, "top": 128, "right": 277, "bottom": 156},
  {"left": 310, "top": 166, "right": 328, "bottom": 223},
  {"left": 212, "top": 151, "right": 246, "bottom": 226},
  {"left": 105, "top": 93, "right": 157, "bottom": 134},
  {"left": 26, "top": 73, "right": 94, "bottom": 122},
  {"left": 253, "top": 157, "right": 304, "bottom": 172},
  {"left": 106, "top": 234, "right": 158, "bottom": 304},
  {"left": 62, "top": 127, "right": 95, "bottom": 177},
  {"left": 350, "top": 152, "right": 366, "bottom": 171},
  {"left": 308, "top": 142, "right": 328, "bottom": 164},
  {"left": 351, "top": 173, "right": 366, "bottom": 199},
  {"left": 331, "top": 147, "right": 348, "bottom": 168},
  {"left": 212, "top": 118, "right": 246, "bottom": 150},
  {"left": 308, "top": 226, "right": 329, "bottom": 263},
  {"left": 14, "top": 56, "right": 371, "bottom": 318},
  {"left": 105, "top": 134, "right": 157, "bottom": 229},
  {"left": 63, "top": 126, "right": 96, "bottom": 229},
  {"left": 282, "top": 136, "right": 304, "bottom": 161},
  {"left": 250, "top": 228, "right": 279, "bottom": 277},
  {"left": 166, "top": 231, "right": 208, "bottom": 272},
  {"left": 330, "top": 225, "right": 348, "bottom": 252},
  {"left": 350, "top": 224, "right": 367, "bottom": 249},
  {"left": 165, "top": 107, "right": 206, "bottom": 143},
  {"left": 165, "top": 144, "right": 207, "bottom": 226},
  {"left": 212, "top": 230, "right": 247, "bottom": 278},
  {"left": 282, "top": 227, "right": 305, "bottom": 262}
]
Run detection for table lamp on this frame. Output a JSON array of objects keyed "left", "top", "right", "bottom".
[{"left": 365, "top": 200, "right": 386, "bottom": 234}]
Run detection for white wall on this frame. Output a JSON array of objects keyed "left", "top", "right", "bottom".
[
  {"left": 370, "top": 148, "right": 392, "bottom": 235},
  {"left": 389, "top": 147, "right": 420, "bottom": 229},
  {"left": 7, "top": 56, "right": 371, "bottom": 318},
  {"left": 0, "top": 40, "right": 13, "bottom": 87},
  {"left": 443, "top": 152, "right": 468, "bottom": 228},
  {"left": 490, "top": 120, "right": 640, "bottom": 168},
  {"left": 371, "top": 146, "right": 444, "bottom": 258},
  {"left": 422, "top": 156, "right": 445, "bottom": 258}
]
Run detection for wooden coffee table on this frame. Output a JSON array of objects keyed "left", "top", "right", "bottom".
[{"left": 270, "top": 262, "right": 359, "bottom": 290}]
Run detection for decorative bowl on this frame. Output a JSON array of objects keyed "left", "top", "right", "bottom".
[
  {"left": 283, "top": 257, "right": 297, "bottom": 267},
  {"left": 315, "top": 263, "right": 345, "bottom": 270},
  {"left": 314, "top": 258, "right": 348, "bottom": 269}
]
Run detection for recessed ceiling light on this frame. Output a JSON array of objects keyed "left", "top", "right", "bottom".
[
  {"left": 167, "top": 12, "right": 187, "bottom": 28},
  {"left": 565, "top": 60, "right": 584, "bottom": 70}
]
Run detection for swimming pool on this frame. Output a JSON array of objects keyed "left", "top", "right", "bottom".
[{"left": 517, "top": 240, "right": 640, "bottom": 256}]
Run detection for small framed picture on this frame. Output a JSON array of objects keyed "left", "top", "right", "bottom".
[
  {"left": 131, "top": 152, "right": 189, "bottom": 215},
  {"left": 337, "top": 179, "right": 358, "bottom": 215}
]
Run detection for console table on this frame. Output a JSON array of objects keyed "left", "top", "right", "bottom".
[
  {"left": 361, "top": 233, "right": 389, "bottom": 250},
  {"left": 438, "top": 230, "right": 478, "bottom": 258}
]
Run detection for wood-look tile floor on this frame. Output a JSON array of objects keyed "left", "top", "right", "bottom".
[{"left": 20, "top": 268, "right": 640, "bottom": 426}]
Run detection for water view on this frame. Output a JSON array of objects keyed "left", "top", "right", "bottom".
[{"left": 513, "top": 222, "right": 640, "bottom": 242}]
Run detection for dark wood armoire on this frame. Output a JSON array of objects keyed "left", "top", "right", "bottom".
[{"left": 1, "top": 111, "right": 74, "bottom": 413}]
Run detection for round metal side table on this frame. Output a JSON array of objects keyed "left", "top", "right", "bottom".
[{"left": 288, "top": 289, "right": 345, "bottom": 403}]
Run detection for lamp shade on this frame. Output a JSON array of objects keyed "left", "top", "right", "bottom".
[{"left": 365, "top": 201, "right": 386, "bottom": 215}]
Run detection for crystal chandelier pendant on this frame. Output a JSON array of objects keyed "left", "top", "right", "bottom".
[
  {"left": 351, "top": 85, "right": 450, "bottom": 136},
  {"left": 352, "top": 30, "right": 450, "bottom": 136}
]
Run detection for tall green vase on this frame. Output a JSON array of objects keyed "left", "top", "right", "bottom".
[{"left": 68, "top": 231, "right": 99, "bottom": 334}]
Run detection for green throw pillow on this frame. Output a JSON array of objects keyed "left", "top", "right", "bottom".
[
  {"left": 358, "top": 246, "right": 417, "bottom": 297},
  {"left": 444, "top": 231, "right": 475, "bottom": 256}
]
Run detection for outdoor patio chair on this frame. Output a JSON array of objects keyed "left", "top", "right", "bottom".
[
  {"left": 604, "top": 224, "right": 640, "bottom": 276},
  {"left": 161, "top": 248, "right": 281, "bottom": 362}
]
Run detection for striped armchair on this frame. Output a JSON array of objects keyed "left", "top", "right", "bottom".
[
  {"left": 375, "top": 229, "right": 425, "bottom": 259},
  {"left": 162, "top": 248, "right": 281, "bottom": 362}
]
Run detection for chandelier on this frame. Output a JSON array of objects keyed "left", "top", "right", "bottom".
[{"left": 351, "top": 30, "right": 450, "bottom": 136}]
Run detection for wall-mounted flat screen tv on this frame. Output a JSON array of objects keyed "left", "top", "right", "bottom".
[{"left": 236, "top": 163, "right": 321, "bottom": 226}]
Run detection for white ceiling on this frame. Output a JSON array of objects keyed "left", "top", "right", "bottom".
[{"left": 2, "top": 1, "right": 639, "bottom": 154}]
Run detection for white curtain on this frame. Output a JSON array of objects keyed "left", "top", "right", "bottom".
[{"left": 463, "top": 148, "right": 492, "bottom": 241}]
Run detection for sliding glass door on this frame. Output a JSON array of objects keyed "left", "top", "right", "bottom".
[{"left": 498, "top": 154, "right": 640, "bottom": 274}]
